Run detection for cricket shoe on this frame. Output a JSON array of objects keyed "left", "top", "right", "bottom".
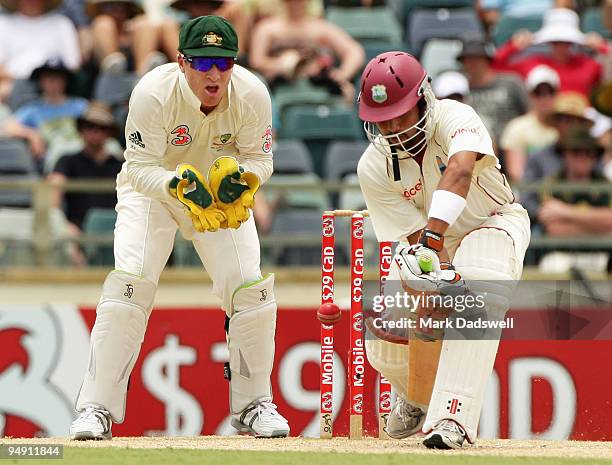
[
  {"left": 423, "top": 419, "right": 466, "bottom": 449},
  {"left": 231, "top": 398, "right": 290, "bottom": 438},
  {"left": 70, "top": 405, "right": 112, "bottom": 440},
  {"left": 386, "top": 396, "right": 426, "bottom": 439}
]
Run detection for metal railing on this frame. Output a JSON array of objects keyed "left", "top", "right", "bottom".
[{"left": 0, "top": 179, "right": 610, "bottom": 266}]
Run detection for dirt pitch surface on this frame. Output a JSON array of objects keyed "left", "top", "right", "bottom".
[{"left": 2, "top": 436, "right": 611, "bottom": 460}]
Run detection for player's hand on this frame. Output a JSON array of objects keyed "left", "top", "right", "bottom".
[
  {"left": 394, "top": 244, "right": 463, "bottom": 292},
  {"left": 208, "top": 156, "right": 260, "bottom": 229},
  {"left": 511, "top": 30, "right": 534, "bottom": 50},
  {"left": 169, "top": 163, "right": 226, "bottom": 232}
]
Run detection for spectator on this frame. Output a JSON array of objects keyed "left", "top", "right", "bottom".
[
  {"left": 476, "top": 0, "right": 553, "bottom": 37},
  {"left": 249, "top": 0, "right": 365, "bottom": 104},
  {"left": 432, "top": 70, "right": 470, "bottom": 102},
  {"left": 493, "top": 8, "right": 607, "bottom": 98},
  {"left": 85, "top": 0, "right": 173, "bottom": 75},
  {"left": 521, "top": 91, "right": 594, "bottom": 220},
  {"left": 500, "top": 65, "right": 560, "bottom": 182},
  {"left": 47, "top": 101, "right": 122, "bottom": 265},
  {"left": 2, "top": 59, "right": 88, "bottom": 169},
  {"left": 168, "top": 0, "right": 249, "bottom": 60},
  {"left": 0, "top": 0, "right": 81, "bottom": 102},
  {"left": 457, "top": 37, "right": 528, "bottom": 145},
  {"left": 535, "top": 127, "right": 612, "bottom": 272}
]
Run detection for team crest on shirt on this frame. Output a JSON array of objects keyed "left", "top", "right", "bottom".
[
  {"left": 171, "top": 125, "right": 192, "bottom": 146},
  {"left": 202, "top": 32, "right": 223, "bottom": 46},
  {"left": 211, "top": 133, "right": 234, "bottom": 150},
  {"left": 371, "top": 84, "right": 387, "bottom": 104},
  {"left": 262, "top": 125, "right": 273, "bottom": 153}
]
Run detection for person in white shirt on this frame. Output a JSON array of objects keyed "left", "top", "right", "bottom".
[
  {"left": 69, "top": 15, "right": 289, "bottom": 440},
  {"left": 357, "top": 52, "right": 530, "bottom": 449},
  {"left": 0, "top": 0, "right": 80, "bottom": 102}
]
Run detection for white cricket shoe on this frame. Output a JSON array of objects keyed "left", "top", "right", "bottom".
[
  {"left": 386, "top": 396, "right": 426, "bottom": 439},
  {"left": 231, "top": 398, "right": 290, "bottom": 438},
  {"left": 423, "top": 419, "right": 466, "bottom": 449},
  {"left": 70, "top": 405, "right": 112, "bottom": 440}
]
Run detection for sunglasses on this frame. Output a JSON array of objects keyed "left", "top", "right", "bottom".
[
  {"left": 532, "top": 87, "right": 556, "bottom": 97},
  {"left": 183, "top": 56, "right": 235, "bottom": 72},
  {"left": 81, "top": 122, "right": 110, "bottom": 131}
]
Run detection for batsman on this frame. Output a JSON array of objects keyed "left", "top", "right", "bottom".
[
  {"left": 70, "top": 16, "right": 289, "bottom": 439},
  {"left": 358, "top": 52, "right": 530, "bottom": 448}
]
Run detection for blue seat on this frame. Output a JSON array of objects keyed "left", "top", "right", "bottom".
[
  {"left": 269, "top": 209, "right": 323, "bottom": 265},
  {"left": 327, "top": 6, "right": 403, "bottom": 45},
  {"left": 93, "top": 72, "right": 138, "bottom": 107},
  {"left": 582, "top": 7, "right": 611, "bottom": 39},
  {"left": 492, "top": 13, "right": 543, "bottom": 46},
  {"left": 407, "top": 7, "right": 483, "bottom": 56},
  {"left": 82, "top": 208, "right": 117, "bottom": 266},
  {"left": 280, "top": 105, "right": 364, "bottom": 177},
  {"left": 273, "top": 139, "right": 314, "bottom": 174},
  {"left": 420, "top": 38, "right": 462, "bottom": 78},
  {"left": 7, "top": 79, "right": 38, "bottom": 112}
]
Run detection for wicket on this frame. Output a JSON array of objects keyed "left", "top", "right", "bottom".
[{"left": 318, "top": 209, "right": 393, "bottom": 439}]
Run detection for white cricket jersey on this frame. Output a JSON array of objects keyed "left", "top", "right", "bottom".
[
  {"left": 358, "top": 99, "right": 515, "bottom": 243},
  {"left": 117, "top": 63, "right": 273, "bottom": 202}
]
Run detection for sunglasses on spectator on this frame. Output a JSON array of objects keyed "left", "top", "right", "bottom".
[{"left": 183, "top": 56, "right": 236, "bottom": 72}]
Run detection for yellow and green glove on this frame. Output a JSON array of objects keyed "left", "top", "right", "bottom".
[
  {"left": 169, "top": 163, "right": 226, "bottom": 232},
  {"left": 208, "top": 156, "right": 260, "bottom": 229}
]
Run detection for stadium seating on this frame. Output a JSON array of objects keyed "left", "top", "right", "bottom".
[
  {"left": 0, "top": 138, "right": 37, "bottom": 207},
  {"left": 582, "top": 7, "right": 611, "bottom": 39},
  {"left": 273, "top": 80, "right": 334, "bottom": 123},
  {"left": 82, "top": 208, "right": 117, "bottom": 266},
  {"left": 420, "top": 38, "right": 462, "bottom": 78},
  {"left": 326, "top": 6, "right": 403, "bottom": 45},
  {"left": 7, "top": 79, "right": 38, "bottom": 112},
  {"left": 407, "top": 7, "right": 483, "bottom": 56},
  {"left": 324, "top": 140, "right": 368, "bottom": 181},
  {"left": 280, "top": 105, "right": 363, "bottom": 176},
  {"left": 492, "top": 13, "right": 543, "bottom": 46},
  {"left": 93, "top": 72, "right": 138, "bottom": 107},
  {"left": 390, "top": 0, "right": 473, "bottom": 32},
  {"left": 266, "top": 173, "right": 328, "bottom": 211},
  {"left": 273, "top": 139, "right": 314, "bottom": 174},
  {"left": 269, "top": 209, "right": 323, "bottom": 265}
]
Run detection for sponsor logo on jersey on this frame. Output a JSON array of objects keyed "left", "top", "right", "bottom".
[
  {"left": 403, "top": 180, "right": 422, "bottom": 201},
  {"left": 211, "top": 132, "right": 233, "bottom": 149},
  {"left": 171, "top": 125, "right": 192, "bottom": 146},
  {"left": 450, "top": 127, "right": 480, "bottom": 139},
  {"left": 262, "top": 125, "right": 272, "bottom": 153},
  {"left": 128, "top": 131, "right": 145, "bottom": 148}
]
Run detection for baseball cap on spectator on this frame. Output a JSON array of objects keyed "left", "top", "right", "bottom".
[
  {"left": 179, "top": 15, "right": 239, "bottom": 58},
  {"left": 432, "top": 71, "right": 469, "bottom": 99},
  {"left": 457, "top": 38, "right": 495, "bottom": 62},
  {"left": 548, "top": 92, "right": 593, "bottom": 126},
  {"left": 525, "top": 65, "right": 560, "bottom": 93},
  {"left": 76, "top": 101, "right": 117, "bottom": 134},
  {"left": 86, "top": 0, "right": 144, "bottom": 19},
  {"left": 30, "top": 58, "right": 73, "bottom": 82},
  {"left": 534, "top": 8, "right": 585, "bottom": 45},
  {"left": 558, "top": 127, "right": 604, "bottom": 158},
  {"left": 0, "top": 0, "right": 60, "bottom": 11}
]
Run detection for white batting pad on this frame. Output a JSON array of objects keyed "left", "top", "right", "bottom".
[
  {"left": 228, "top": 274, "right": 277, "bottom": 413},
  {"left": 423, "top": 228, "right": 518, "bottom": 442},
  {"left": 76, "top": 271, "right": 156, "bottom": 422},
  {"left": 365, "top": 339, "right": 410, "bottom": 400}
]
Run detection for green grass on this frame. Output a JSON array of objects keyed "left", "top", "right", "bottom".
[{"left": 15, "top": 449, "right": 612, "bottom": 465}]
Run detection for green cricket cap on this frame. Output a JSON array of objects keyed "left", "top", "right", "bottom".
[{"left": 179, "top": 15, "right": 239, "bottom": 58}]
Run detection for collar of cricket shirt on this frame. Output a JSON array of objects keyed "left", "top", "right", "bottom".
[{"left": 178, "top": 69, "right": 232, "bottom": 116}]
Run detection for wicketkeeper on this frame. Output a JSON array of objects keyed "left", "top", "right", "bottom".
[{"left": 70, "top": 15, "right": 289, "bottom": 440}]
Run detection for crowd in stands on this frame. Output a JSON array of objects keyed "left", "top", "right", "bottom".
[{"left": 0, "top": 0, "right": 610, "bottom": 270}]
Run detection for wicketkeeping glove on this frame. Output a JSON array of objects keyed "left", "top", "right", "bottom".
[
  {"left": 208, "top": 156, "right": 260, "bottom": 229},
  {"left": 169, "top": 163, "right": 226, "bottom": 232}
]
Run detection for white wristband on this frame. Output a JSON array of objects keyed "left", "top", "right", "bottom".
[{"left": 428, "top": 190, "right": 467, "bottom": 227}]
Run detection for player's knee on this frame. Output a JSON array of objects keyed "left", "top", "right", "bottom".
[
  {"left": 98, "top": 270, "right": 157, "bottom": 319},
  {"left": 454, "top": 228, "right": 517, "bottom": 280}
]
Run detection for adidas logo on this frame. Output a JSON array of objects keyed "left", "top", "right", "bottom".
[{"left": 128, "top": 131, "right": 145, "bottom": 148}]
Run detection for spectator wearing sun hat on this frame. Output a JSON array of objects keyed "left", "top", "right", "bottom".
[
  {"left": 493, "top": 8, "right": 607, "bottom": 98},
  {"left": 0, "top": 0, "right": 81, "bottom": 102},
  {"left": 500, "top": 65, "right": 561, "bottom": 181},
  {"left": 432, "top": 70, "right": 470, "bottom": 102}
]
